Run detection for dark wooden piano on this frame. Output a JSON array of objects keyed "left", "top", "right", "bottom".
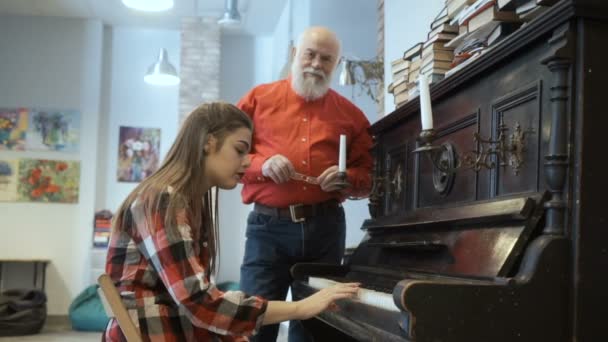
[{"left": 291, "top": 1, "right": 608, "bottom": 341}]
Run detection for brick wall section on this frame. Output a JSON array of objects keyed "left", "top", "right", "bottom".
[
  {"left": 377, "top": 0, "right": 385, "bottom": 117},
  {"left": 179, "top": 17, "right": 221, "bottom": 125}
]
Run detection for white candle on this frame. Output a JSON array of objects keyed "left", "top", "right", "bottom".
[
  {"left": 338, "top": 134, "right": 347, "bottom": 172},
  {"left": 418, "top": 74, "right": 434, "bottom": 130}
]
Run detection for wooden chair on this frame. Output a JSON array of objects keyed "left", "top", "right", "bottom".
[{"left": 97, "top": 274, "right": 142, "bottom": 342}]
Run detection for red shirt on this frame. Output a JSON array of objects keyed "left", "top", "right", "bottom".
[{"left": 237, "top": 79, "right": 373, "bottom": 207}]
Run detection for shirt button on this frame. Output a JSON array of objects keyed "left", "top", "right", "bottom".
[
  {"left": 301, "top": 137, "right": 307, "bottom": 142},
  {"left": 257, "top": 176, "right": 263, "bottom": 181},
  {"left": 302, "top": 160, "right": 307, "bottom": 164},
  {"left": 302, "top": 118, "right": 308, "bottom": 122},
  {"left": 303, "top": 186, "right": 307, "bottom": 190}
]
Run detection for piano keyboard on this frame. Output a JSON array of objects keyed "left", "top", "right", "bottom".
[{"left": 308, "top": 277, "right": 400, "bottom": 312}]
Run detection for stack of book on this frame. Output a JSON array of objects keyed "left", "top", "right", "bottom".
[
  {"left": 442, "top": 0, "right": 522, "bottom": 77},
  {"left": 387, "top": 57, "right": 410, "bottom": 107},
  {"left": 404, "top": 42, "right": 424, "bottom": 101},
  {"left": 420, "top": 10, "right": 459, "bottom": 83},
  {"left": 498, "top": 0, "right": 558, "bottom": 22},
  {"left": 93, "top": 210, "right": 113, "bottom": 248}
]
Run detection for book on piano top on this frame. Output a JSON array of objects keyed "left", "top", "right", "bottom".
[
  {"left": 447, "top": 0, "right": 477, "bottom": 19},
  {"left": 391, "top": 57, "right": 409, "bottom": 71},
  {"left": 516, "top": 0, "right": 551, "bottom": 22},
  {"left": 393, "top": 67, "right": 408, "bottom": 82},
  {"left": 403, "top": 42, "right": 423, "bottom": 61},
  {"left": 497, "top": 0, "right": 526, "bottom": 11},
  {"left": 422, "top": 50, "right": 455, "bottom": 66},
  {"left": 446, "top": 19, "right": 499, "bottom": 50},
  {"left": 430, "top": 6, "right": 449, "bottom": 30},
  {"left": 487, "top": 21, "right": 522, "bottom": 46},
  {"left": 458, "top": 0, "right": 496, "bottom": 26},
  {"left": 408, "top": 67, "right": 421, "bottom": 84},
  {"left": 408, "top": 58, "right": 423, "bottom": 72},
  {"left": 427, "top": 22, "right": 460, "bottom": 40},
  {"left": 498, "top": 0, "right": 555, "bottom": 11},
  {"left": 468, "top": 4, "right": 519, "bottom": 32},
  {"left": 392, "top": 80, "right": 409, "bottom": 95},
  {"left": 394, "top": 91, "right": 409, "bottom": 106}
]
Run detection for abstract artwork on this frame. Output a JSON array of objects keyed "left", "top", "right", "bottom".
[
  {"left": 0, "top": 108, "right": 28, "bottom": 151},
  {"left": 26, "top": 109, "right": 80, "bottom": 152},
  {"left": 17, "top": 159, "right": 80, "bottom": 203},
  {"left": 117, "top": 126, "right": 161, "bottom": 182},
  {"left": 0, "top": 159, "right": 19, "bottom": 201}
]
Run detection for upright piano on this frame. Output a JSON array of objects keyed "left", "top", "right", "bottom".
[{"left": 291, "top": 1, "right": 608, "bottom": 341}]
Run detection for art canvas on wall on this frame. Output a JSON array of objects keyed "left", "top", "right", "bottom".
[
  {"left": 17, "top": 159, "right": 80, "bottom": 203},
  {"left": 0, "top": 108, "right": 28, "bottom": 151},
  {"left": 117, "top": 126, "right": 161, "bottom": 183},
  {"left": 0, "top": 159, "right": 19, "bottom": 201},
  {"left": 26, "top": 109, "right": 80, "bottom": 152}
]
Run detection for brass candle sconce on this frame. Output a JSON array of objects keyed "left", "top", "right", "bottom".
[{"left": 413, "top": 118, "right": 534, "bottom": 176}]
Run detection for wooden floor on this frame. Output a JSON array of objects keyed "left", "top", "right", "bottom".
[
  {"left": 0, "top": 317, "right": 288, "bottom": 342},
  {"left": 0, "top": 316, "right": 100, "bottom": 342}
]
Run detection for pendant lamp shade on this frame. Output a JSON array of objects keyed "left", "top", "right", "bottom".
[
  {"left": 122, "top": 0, "right": 174, "bottom": 12},
  {"left": 144, "top": 48, "right": 180, "bottom": 86},
  {"left": 218, "top": 0, "right": 241, "bottom": 27}
]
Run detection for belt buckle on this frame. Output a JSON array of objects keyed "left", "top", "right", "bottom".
[{"left": 289, "top": 204, "right": 306, "bottom": 223}]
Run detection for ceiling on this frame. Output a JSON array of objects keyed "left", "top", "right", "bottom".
[{"left": 0, "top": 0, "right": 287, "bottom": 35}]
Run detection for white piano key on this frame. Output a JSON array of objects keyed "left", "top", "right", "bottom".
[{"left": 308, "top": 277, "right": 400, "bottom": 312}]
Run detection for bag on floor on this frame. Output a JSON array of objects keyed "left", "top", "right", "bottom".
[
  {"left": 0, "top": 288, "right": 47, "bottom": 336},
  {"left": 69, "top": 284, "right": 110, "bottom": 331}
]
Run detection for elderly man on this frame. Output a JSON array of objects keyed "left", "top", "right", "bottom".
[{"left": 237, "top": 26, "right": 373, "bottom": 341}]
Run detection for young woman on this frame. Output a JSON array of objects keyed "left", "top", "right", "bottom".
[{"left": 103, "top": 102, "right": 358, "bottom": 341}]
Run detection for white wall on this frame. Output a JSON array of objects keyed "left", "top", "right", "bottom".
[
  {"left": 0, "top": 16, "right": 103, "bottom": 314},
  {"left": 98, "top": 27, "right": 180, "bottom": 212},
  {"left": 383, "top": 0, "right": 445, "bottom": 114},
  {"left": 217, "top": 35, "right": 256, "bottom": 283},
  {"left": 307, "top": 0, "right": 378, "bottom": 248}
]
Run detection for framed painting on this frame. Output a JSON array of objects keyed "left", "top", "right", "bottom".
[
  {"left": 26, "top": 109, "right": 80, "bottom": 152},
  {"left": 0, "top": 108, "right": 28, "bottom": 151},
  {"left": 17, "top": 159, "right": 80, "bottom": 203},
  {"left": 0, "top": 159, "right": 19, "bottom": 201},
  {"left": 117, "top": 126, "right": 161, "bottom": 183}
]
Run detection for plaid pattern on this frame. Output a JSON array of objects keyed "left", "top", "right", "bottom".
[{"left": 104, "top": 193, "right": 267, "bottom": 342}]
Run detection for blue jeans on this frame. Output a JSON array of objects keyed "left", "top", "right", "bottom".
[{"left": 240, "top": 207, "right": 346, "bottom": 342}]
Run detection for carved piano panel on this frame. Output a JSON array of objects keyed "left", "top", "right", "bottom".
[
  {"left": 490, "top": 81, "right": 543, "bottom": 197},
  {"left": 416, "top": 113, "right": 479, "bottom": 208},
  {"left": 384, "top": 142, "right": 408, "bottom": 216}
]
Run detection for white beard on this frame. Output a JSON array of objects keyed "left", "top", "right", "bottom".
[{"left": 291, "top": 64, "right": 332, "bottom": 101}]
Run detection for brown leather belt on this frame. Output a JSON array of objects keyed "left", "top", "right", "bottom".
[{"left": 253, "top": 200, "right": 341, "bottom": 223}]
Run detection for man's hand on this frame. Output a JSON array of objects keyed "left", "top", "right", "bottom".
[
  {"left": 262, "top": 154, "right": 295, "bottom": 184},
  {"left": 317, "top": 165, "right": 349, "bottom": 192}
]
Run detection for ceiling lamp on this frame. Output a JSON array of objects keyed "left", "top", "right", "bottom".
[
  {"left": 122, "top": 0, "right": 174, "bottom": 12},
  {"left": 144, "top": 48, "right": 180, "bottom": 86},
  {"left": 218, "top": 0, "right": 242, "bottom": 27}
]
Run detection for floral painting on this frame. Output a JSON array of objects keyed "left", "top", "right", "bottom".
[
  {"left": 117, "top": 126, "right": 161, "bottom": 182},
  {"left": 26, "top": 110, "right": 80, "bottom": 152},
  {"left": 17, "top": 159, "right": 80, "bottom": 203},
  {"left": 0, "top": 159, "right": 19, "bottom": 201},
  {"left": 0, "top": 108, "right": 28, "bottom": 151}
]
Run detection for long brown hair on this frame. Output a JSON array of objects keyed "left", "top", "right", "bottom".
[{"left": 113, "top": 102, "right": 253, "bottom": 276}]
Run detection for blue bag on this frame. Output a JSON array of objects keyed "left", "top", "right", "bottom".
[{"left": 68, "top": 284, "right": 109, "bottom": 331}]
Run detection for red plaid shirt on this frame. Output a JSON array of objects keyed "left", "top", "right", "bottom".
[{"left": 104, "top": 192, "right": 267, "bottom": 341}]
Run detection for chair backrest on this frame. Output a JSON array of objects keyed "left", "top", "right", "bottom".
[{"left": 97, "top": 274, "right": 142, "bottom": 342}]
